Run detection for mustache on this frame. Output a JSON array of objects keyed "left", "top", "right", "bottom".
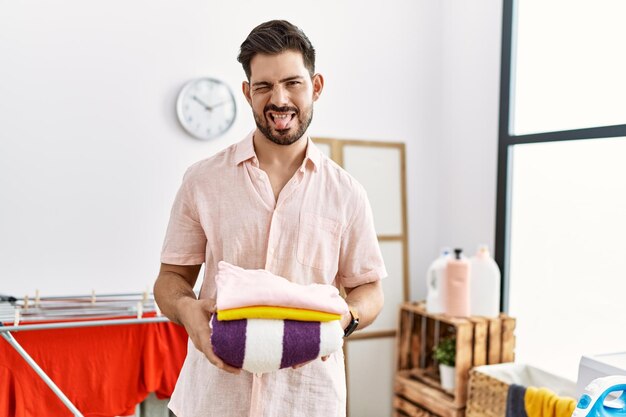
[{"left": 264, "top": 104, "right": 299, "bottom": 114}]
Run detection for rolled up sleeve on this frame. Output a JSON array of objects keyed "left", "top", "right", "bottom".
[
  {"left": 337, "top": 186, "right": 387, "bottom": 288},
  {"left": 160, "top": 171, "right": 206, "bottom": 265}
]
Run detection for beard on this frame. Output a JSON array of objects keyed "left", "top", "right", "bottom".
[{"left": 253, "top": 103, "right": 314, "bottom": 146}]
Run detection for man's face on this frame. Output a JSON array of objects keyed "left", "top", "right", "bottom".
[{"left": 243, "top": 50, "right": 323, "bottom": 146}]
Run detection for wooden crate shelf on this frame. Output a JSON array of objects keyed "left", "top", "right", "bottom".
[
  {"left": 393, "top": 396, "right": 441, "bottom": 417},
  {"left": 395, "top": 370, "right": 465, "bottom": 417},
  {"left": 395, "top": 301, "right": 516, "bottom": 410}
]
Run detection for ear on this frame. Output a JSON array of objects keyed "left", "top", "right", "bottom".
[
  {"left": 312, "top": 73, "right": 324, "bottom": 101},
  {"left": 242, "top": 81, "right": 252, "bottom": 105}
]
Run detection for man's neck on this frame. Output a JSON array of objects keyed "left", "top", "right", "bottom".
[{"left": 253, "top": 130, "right": 308, "bottom": 171}]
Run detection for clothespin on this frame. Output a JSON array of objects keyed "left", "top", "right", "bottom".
[
  {"left": 14, "top": 308, "right": 20, "bottom": 327},
  {"left": 142, "top": 287, "right": 149, "bottom": 304},
  {"left": 35, "top": 289, "right": 40, "bottom": 307},
  {"left": 23, "top": 295, "right": 29, "bottom": 311},
  {"left": 136, "top": 301, "right": 143, "bottom": 319},
  {"left": 91, "top": 289, "right": 96, "bottom": 305}
]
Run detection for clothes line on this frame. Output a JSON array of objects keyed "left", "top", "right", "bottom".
[
  {"left": 3, "top": 303, "right": 162, "bottom": 322},
  {"left": 14, "top": 292, "right": 155, "bottom": 300},
  {"left": 6, "top": 292, "right": 152, "bottom": 301},
  {"left": 1, "top": 290, "right": 168, "bottom": 325},
  {"left": 0, "top": 316, "right": 170, "bottom": 333}
]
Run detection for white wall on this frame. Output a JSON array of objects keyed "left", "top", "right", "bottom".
[
  {"left": 437, "top": 0, "right": 503, "bottom": 261},
  {"left": 0, "top": 0, "right": 502, "bottom": 303}
]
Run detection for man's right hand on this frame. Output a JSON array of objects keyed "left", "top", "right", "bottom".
[
  {"left": 154, "top": 263, "right": 241, "bottom": 374},
  {"left": 176, "top": 297, "right": 241, "bottom": 375}
]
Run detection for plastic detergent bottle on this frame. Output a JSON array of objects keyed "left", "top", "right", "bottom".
[
  {"left": 425, "top": 247, "right": 451, "bottom": 314},
  {"left": 443, "top": 248, "right": 470, "bottom": 317},
  {"left": 469, "top": 245, "right": 501, "bottom": 317}
]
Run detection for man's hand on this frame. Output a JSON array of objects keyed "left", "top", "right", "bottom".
[
  {"left": 294, "top": 311, "right": 351, "bottom": 368},
  {"left": 154, "top": 263, "right": 241, "bottom": 374},
  {"left": 177, "top": 297, "right": 241, "bottom": 374}
]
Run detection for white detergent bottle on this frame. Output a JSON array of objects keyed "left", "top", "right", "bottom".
[
  {"left": 425, "top": 247, "right": 451, "bottom": 314},
  {"left": 469, "top": 245, "right": 501, "bottom": 317},
  {"left": 443, "top": 248, "right": 471, "bottom": 317}
]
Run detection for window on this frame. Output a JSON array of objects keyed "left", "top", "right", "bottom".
[{"left": 497, "top": 0, "right": 626, "bottom": 381}]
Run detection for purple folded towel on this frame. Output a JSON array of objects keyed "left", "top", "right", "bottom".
[{"left": 210, "top": 315, "right": 343, "bottom": 373}]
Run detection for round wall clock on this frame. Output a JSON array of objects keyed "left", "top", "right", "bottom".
[{"left": 176, "top": 77, "right": 237, "bottom": 140}]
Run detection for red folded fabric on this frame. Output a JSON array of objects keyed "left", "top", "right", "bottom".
[{"left": 0, "top": 318, "right": 188, "bottom": 417}]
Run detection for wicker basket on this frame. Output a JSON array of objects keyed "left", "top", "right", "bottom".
[
  {"left": 465, "top": 364, "right": 577, "bottom": 417},
  {"left": 465, "top": 368, "right": 509, "bottom": 417}
]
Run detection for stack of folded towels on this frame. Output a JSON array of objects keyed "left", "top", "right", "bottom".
[{"left": 211, "top": 261, "right": 348, "bottom": 373}]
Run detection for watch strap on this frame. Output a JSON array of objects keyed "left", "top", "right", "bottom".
[{"left": 343, "top": 306, "right": 360, "bottom": 337}]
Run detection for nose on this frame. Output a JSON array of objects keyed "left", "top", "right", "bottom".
[{"left": 269, "top": 84, "right": 289, "bottom": 107}]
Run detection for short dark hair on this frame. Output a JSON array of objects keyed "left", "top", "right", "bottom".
[{"left": 237, "top": 20, "right": 316, "bottom": 80}]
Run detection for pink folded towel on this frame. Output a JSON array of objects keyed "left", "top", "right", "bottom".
[{"left": 215, "top": 261, "right": 349, "bottom": 315}]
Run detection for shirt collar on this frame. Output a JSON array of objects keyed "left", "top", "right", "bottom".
[
  {"left": 234, "top": 131, "right": 321, "bottom": 173},
  {"left": 233, "top": 130, "right": 257, "bottom": 166},
  {"left": 302, "top": 137, "right": 321, "bottom": 173}
]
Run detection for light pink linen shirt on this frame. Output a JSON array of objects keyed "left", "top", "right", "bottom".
[{"left": 161, "top": 132, "right": 387, "bottom": 417}]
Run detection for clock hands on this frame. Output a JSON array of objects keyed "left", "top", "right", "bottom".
[
  {"left": 207, "top": 99, "right": 232, "bottom": 109},
  {"left": 192, "top": 95, "right": 213, "bottom": 111},
  {"left": 192, "top": 95, "right": 232, "bottom": 112}
]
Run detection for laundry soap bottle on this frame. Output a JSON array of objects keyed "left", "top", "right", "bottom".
[
  {"left": 469, "top": 245, "right": 501, "bottom": 317},
  {"left": 443, "top": 248, "right": 470, "bottom": 317},
  {"left": 426, "top": 248, "right": 451, "bottom": 314}
]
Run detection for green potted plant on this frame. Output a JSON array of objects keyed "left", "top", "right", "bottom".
[{"left": 433, "top": 336, "right": 456, "bottom": 390}]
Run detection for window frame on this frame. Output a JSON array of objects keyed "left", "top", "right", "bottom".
[{"left": 495, "top": 0, "right": 626, "bottom": 312}]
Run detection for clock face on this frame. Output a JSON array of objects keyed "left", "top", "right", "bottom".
[{"left": 176, "top": 77, "right": 237, "bottom": 140}]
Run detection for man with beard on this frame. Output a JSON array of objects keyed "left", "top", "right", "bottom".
[{"left": 154, "top": 20, "right": 386, "bottom": 417}]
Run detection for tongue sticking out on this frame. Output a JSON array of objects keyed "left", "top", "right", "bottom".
[{"left": 272, "top": 114, "right": 292, "bottom": 130}]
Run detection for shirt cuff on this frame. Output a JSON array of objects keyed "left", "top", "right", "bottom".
[
  {"left": 160, "top": 253, "right": 205, "bottom": 265},
  {"left": 339, "top": 266, "right": 388, "bottom": 288}
]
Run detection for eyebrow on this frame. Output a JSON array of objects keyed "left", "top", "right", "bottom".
[{"left": 251, "top": 76, "right": 305, "bottom": 87}]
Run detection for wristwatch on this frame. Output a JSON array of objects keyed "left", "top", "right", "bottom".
[{"left": 343, "top": 306, "right": 360, "bottom": 337}]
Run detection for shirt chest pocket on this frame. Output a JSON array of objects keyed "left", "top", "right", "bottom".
[{"left": 296, "top": 212, "right": 342, "bottom": 271}]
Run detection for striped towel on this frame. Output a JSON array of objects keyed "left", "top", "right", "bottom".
[{"left": 211, "top": 315, "right": 343, "bottom": 373}]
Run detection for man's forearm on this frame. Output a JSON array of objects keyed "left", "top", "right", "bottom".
[
  {"left": 153, "top": 264, "right": 201, "bottom": 326},
  {"left": 344, "top": 280, "right": 384, "bottom": 331}
]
